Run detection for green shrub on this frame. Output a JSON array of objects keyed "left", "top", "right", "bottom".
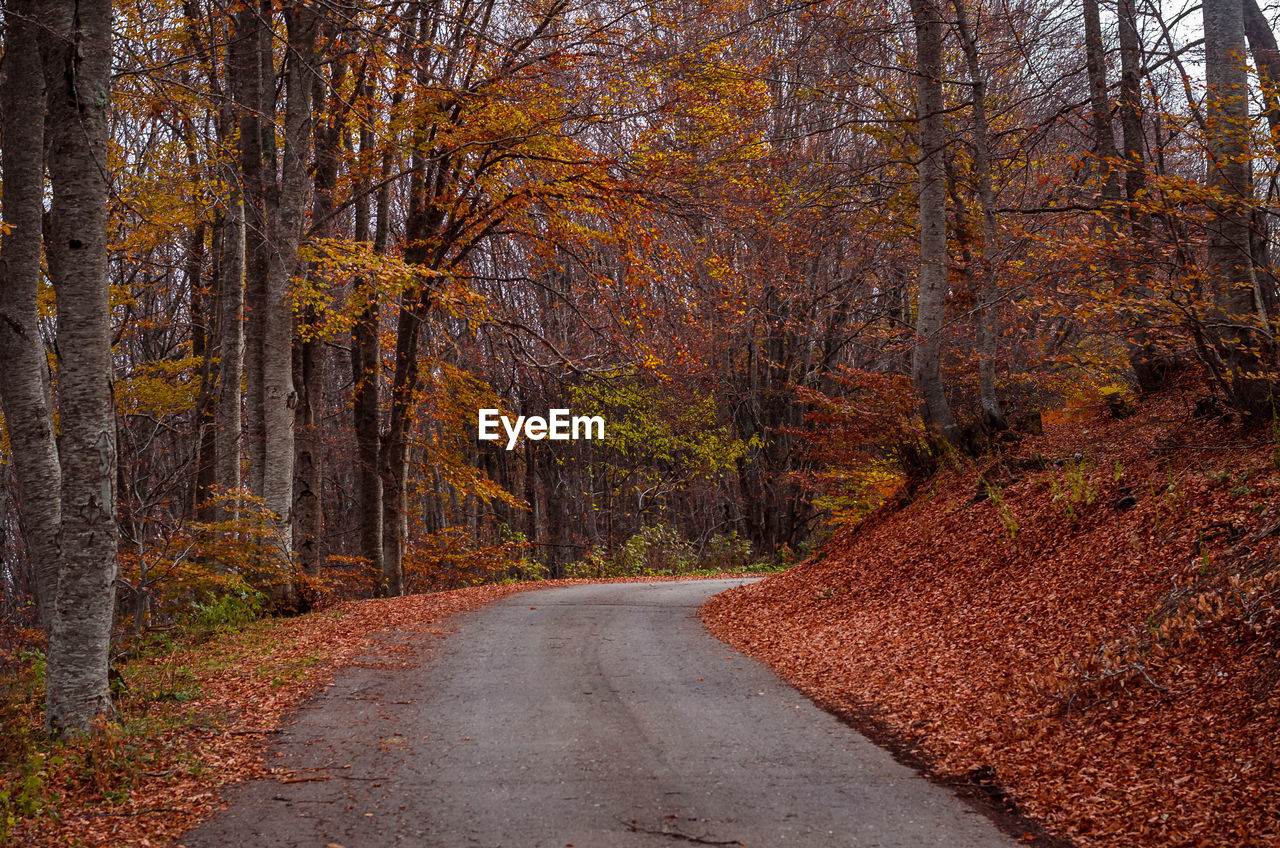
[
  {"left": 700, "top": 531, "right": 754, "bottom": 572},
  {"left": 615, "top": 524, "right": 697, "bottom": 574},
  {"left": 1049, "top": 457, "right": 1098, "bottom": 522},
  {"left": 564, "top": 525, "right": 777, "bottom": 577},
  {"left": 563, "top": 550, "right": 603, "bottom": 579},
  {"left": 985, "top": 484, "right": 1019, "bottom": 541},
  {"left": 187, "top": 582, "right": 265, "bottom": 633},
  {"left": 504, "top": 559, "right": 550, "bottom": 582}
]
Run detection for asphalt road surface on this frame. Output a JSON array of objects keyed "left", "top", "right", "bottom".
[{"left": 181, "top": 579, "right": 1018, "bottom": 847}]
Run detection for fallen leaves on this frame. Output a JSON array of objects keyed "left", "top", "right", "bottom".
[
  {"left": 7, "top": 583, "right": 541, "bottom": 848},
  {"left": 703, "top": 392, "right": 1280, "bottom": 848},
  {"left": 4, "top": 573, "right": 747, "bottom": 848}
]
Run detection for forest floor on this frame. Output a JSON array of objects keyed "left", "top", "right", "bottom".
[
  {"left": 0, "top": 573, "right": 754, "bottom": 847},
  {"left": 703, "top": 389, "right": 1280, "bottom": 848}
]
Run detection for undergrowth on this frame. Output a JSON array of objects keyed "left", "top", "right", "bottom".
[
  {"left": 563, "top": 524, "right": 791, "bottom": 578},
  {"left": 0, "top": 613, "right": 300, "bottom": 842}
]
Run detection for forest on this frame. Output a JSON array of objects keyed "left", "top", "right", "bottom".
[{"left": 2, "top": 0, "right": 1280, "bottom": 823}]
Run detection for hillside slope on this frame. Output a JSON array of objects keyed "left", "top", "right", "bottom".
[{"left": 703, "top": 393, "right": 1280, "bottom": 847}]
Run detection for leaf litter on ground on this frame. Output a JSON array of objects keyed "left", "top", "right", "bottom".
[
  {"left": 703, "top": 391, "right": 1280, "bottom": 848},
  {"left": 3, "top": 574, "right": 748, "bottom": 847}
]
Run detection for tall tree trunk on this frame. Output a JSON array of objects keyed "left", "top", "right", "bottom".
[
  {"left": 254, "top": 6, "right": 315, "bottom": 595},
  {"left": 1082, "top": 0, "right": 1122, "bottom": 203},
  {"left": 1243, "top": 0, "right": 1280, "bottom": 318},
  {"left": 234, "top": 3, "right": 314, "bottom": 603},
  {"left": 909, "top": 0, "right": 958, "bottom": 441},
  {"left": 181, "top": 14, "right": 209, "bottom": 515},
  {"left": 292, "top": 10, "right": 332, "bottom": 578},
  {"left": 380, "top": 162, "right": 439, "bottom": 594},
  {"left": 183, "top": 0, "right": 233, "bottom": 523},
  {"left": 1118, "top": 0, "right": 1147, "bottom": 211},
  {"left": 351, "top": 102, "right": 387, "bottom": 588},
  {"left": 378, "top": 13, "right": 443, "bottom": 598},
  {"left": 1203, "top": 0, "right": 1271, "bottom": 412},
  {"left": 1245, "top": 0, "right": 1280, "bottom": 148},
  {"left": 38, "top": 0, "right": 118, "bottom": 735},
  {"left": 1111, "top": 0, "right": 1172, "bottom": 391},
  {"left": 189, "top": 219, "right": 217, "bottom": 521},
  {"left": 186, "top": 208, "right": 214, "bottom": 519},
  {"left": 953, "top": 0, "right": 1006, "bottom": 431},
  {"left": 235, "top": 1, "right": 271, "bottom": 508},
  {"left": 381, "top": 288, "right": 425, "bottom": 597},
  {"left": 215, "top": 193, "right": 246, "bottom": 519},
  {"left": 0, "top": 0, "right": 61, "bottom": 635}
]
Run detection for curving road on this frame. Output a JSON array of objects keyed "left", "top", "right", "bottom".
[{"left": 181, "top": 579, "right": 1017, "bottom": 847}]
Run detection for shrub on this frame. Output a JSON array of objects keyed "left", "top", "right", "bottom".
[
  {"left": 1049, "top": 457, "right": 1098, "bottom": 522},
  {"left": 614, "top": 524, "right": 698, "bottom": 574},
  {"left": 186, "top": 580, "right": 265, "bottom": 633},
  {"left": 700, "top": 531, "right": 755, "bottom": 572}
]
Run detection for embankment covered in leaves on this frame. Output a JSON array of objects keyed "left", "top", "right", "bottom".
[{"left": 703, "top": 393, "right": 1280, "bottom": 847}]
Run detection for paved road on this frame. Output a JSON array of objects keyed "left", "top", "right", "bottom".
[{"left": 182, "top": 579, "right": 1017, "bottom": 847}]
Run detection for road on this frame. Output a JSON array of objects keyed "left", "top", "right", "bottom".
[{"left": 181, "top": 579, "right": 1018, "bottom": 847}]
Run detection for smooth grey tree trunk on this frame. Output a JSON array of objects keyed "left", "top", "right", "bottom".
[
  {"left": 1245, "top": 0, "right": 1280, "bottom": 149},
  {"left": 0, "top": 1, "right": 61, "bottom": 635},
  {"left": 909, "top": 0, "right": 958, "bottom": 441},
  {"left": 215, "top": 192, "right": 246, "bottom": 520},
  {"left": 1242, "top": 0, "right": 1280, "bottom": 324},
  {"left": 1082, "top": 0, "right": 1122, "bottom": 203},
  {"left": 1084, "top": 0, "right": 1166, "bottom": 391},
  {"left": 235, "top": 1, "right": 270, "bottom": 508},
  {"left": 233, "top": 3, "right": 312, "bottom": 603},
  {"left": 258, "top": 7, "right": 316, "bottom": 581},
  {"left": 953, "top": 0, "right": 1006, "bottom": 431},
  {"left": 38, "top": 0, "right": 118, "bottom": 734},
  {"left": 1203, "top": 0, "right": 1269, "bottom": 412},
  {"left": 1118, "top": 0, "right": 1147, "bottom": 211}
]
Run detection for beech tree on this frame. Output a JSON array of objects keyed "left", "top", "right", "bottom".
[
  {"left": 0, "top": 0, "right": 119, "bottom": 734},
  {"left": 0, "top": 0, "right": 59, "bottom": 635},
  {"left": 909, "top": 0, "right": 959, "bottom": 441},
  {"left": 953, "top": 0, "right": 1006, "bottom": 431},
  {"left": 1203, "top": 0, "right": 1271, "bottom": 413}
]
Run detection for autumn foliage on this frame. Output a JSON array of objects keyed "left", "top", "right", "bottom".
[
  {"left": 704, "top": 389, "right": 1280, "bottom": 847},
  {"left": 5, "top": 0, "right": 1280, "bottom": 841}
]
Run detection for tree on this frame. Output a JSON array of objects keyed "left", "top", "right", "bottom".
[
  {"left": 1082, "top": 0, "right": 1122, "bottom": 205},
  {"left": 349, "top": 64, "right": 390, "bottom": 592},
  {"left": 231, "top": 1, "right": 317, "bottom": 604},
  {"left": 1117, "top": 0, "right": 1146, "bottom": 212},
  {"left": 39, "top": 0, "right": 120, "bottom": 734},
  {"left": 1203, "top": 0, "right": 1271, "bottom": 413},
  {"left": 909, "top": 0, "right": 959, "bottom": 441},
  {"left": 1081, "top": 0, "right": 1167, "bottom": 392},
  {"left": 293, "top": 7, "right": 335, "bottom": 578},
  {"left": 953, "top": 0, "right": 1007, "bottom": 431},
  {"left": 0, "top": 0, "right": 60, "bottom": 635},
  {"left": 1244, "top": 0, "right": 1280, "bottom": 147}
]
